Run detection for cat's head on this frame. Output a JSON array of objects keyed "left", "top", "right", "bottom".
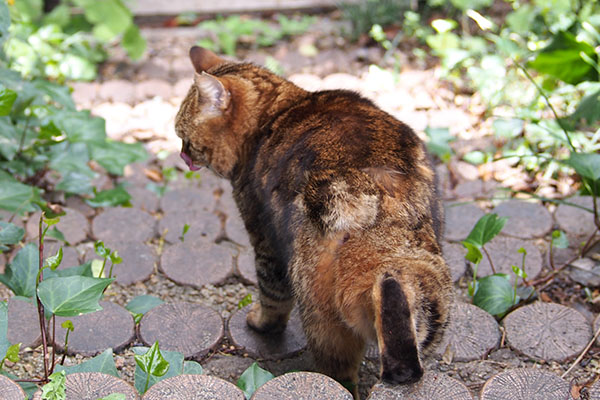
[{"left": 175, "top": 46, "right": 303, "bottom": 179}]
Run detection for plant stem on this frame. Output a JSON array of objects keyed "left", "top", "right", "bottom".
[
  {"left": 98, "top": 258, "right": 107, "bottom": 278},
  {"left": 482, "top": 246, "right": 496, "bottom": 274},
  {"left": 515, "top": 61, "right": 576, "bottom": 152},
  {"left": 144, "top": 371, "right": 150, "bottom": 393},
  {"left": 549, "top": 241, "right": 556, "bottom": 270},
  {"left": 36, "top": 214, "right": 49, "bottom": 381},
  {"left": 17, "top": 115, "right": 31, "bottom": 155},
  {"left": 108, "top": 261, "right": 115, "bottom": 279},
  {"left": 50, "top": 316, "right": 56, "bottom": 375},
  {"left": 60, "top": 330, "right": 70, "bottom": 366}
]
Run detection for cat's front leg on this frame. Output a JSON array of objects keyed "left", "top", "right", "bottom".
[{"left": 246, "top": 242, "right": 294, "bottom": 333}]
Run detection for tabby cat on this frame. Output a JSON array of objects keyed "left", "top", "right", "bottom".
[{"left": 175, "top": 46, "right": 453, "bottom": 398}]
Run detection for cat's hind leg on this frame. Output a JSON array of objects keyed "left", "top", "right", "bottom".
[{"left": 246, "top": 242, "right": 294, "bottom": 334}]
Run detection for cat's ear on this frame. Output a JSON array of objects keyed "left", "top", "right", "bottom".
[
  {"left": 194, "top": 72, "right": 230, "bottom": 111},
  {"left": 189, "top": 46, "right": 225, "bottom": 73}
]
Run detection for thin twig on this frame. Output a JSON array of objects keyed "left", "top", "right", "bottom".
[
  {"left": 50, "top": 315, "right": 56, "bottom": 375},
  {"left": 36, "top": 214, "right": 49, "bottom": 381},
  {"left": 515, "top": 61, "right": 576, "bottom": 152},
  {"left": 561, "top": 324, "right": 600, "bottom": 379},
  {"left": 482, "top": 245, "right": 496, "bottom": 274}
]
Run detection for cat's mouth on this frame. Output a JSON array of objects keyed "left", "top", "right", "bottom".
[{"left": 180, "top": 151, "right": 201, "bottom": 171}]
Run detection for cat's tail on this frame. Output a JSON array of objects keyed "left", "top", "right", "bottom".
[{"left": 371, "top": 263, "right": 451, "bottom": 385}]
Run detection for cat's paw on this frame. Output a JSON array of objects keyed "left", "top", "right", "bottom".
[{"left": 246, "top": 302, "right": 288, "bottom": 334}]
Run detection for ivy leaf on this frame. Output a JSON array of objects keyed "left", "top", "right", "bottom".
[
  {"left": 425, "top": 127, "right": 454, "bottom": 163},
  {"left": 44, "top": 247, "right": 63, "bottom": 270},
  {"left": 529, "top": 31, "right": 597, "bottom": 85},
  {"left": 462, "top": 241, "right": 483, "bottom": 265},
  {"left": 183, "top": 360, "right": 203, "bottom": 375},
  {"left": 44, "top": 262, "right": 93, "bottom": 279},
  {"left": 0, "top": 301, "right": 9, "bottom": 362},
  {"left": 94, "top": 240, "right": 110, "bottom": 258},
  {"left": 0, "top": 243, "right": 38, "bottom": 297},
  {"left": 472, "top": 274, "right": 514, "bottom": 317},
  {"left": 566, "top": 153, "right": 600, "bottom": 182},
  {"left": 60, "top": 320, "right": 74, "bottom": 331},
  {"left": 109, "top": 251, "right": 122, "bottom": 264},
  {"left": 134, "top": 342, "right": 170, "bottom": 376},
  {"left": 133, "top": 342, "right": 177, "bottom": 394},
  {"left": 37, "top": 276, "right": 113, "bottom": 317},
  {"left": 5, "top": 343, "right": 20, "bottom": 363},
  {"left": 88, "top": 140, "right": 147, "bottom": 176},
  {"left": 0, "top": 175, "right": 41, "bottom": 214},
  {"left": 0, "top": 89, "right": 17, "bottom": 116},
  {"left": 237, "top": 362, "right": 275, "bottom": 399},
  {"left": 568, "top": 89, "right": 600, "bottom": 126},
  {"left": 464, "top": 213, "right": 507, "bottom": 247},
  {"left": 85, "top": 186, "right": 132, "bottom": 208},
  {"left": 56, "top": 348, "right": 119, "bottom": 378},
  {"left": 551, "top": 230, "right": 569, "bottom": 249},
  {"left": 125, "top": 295, "right": 164, "bottom": 316},
  {"left": 41, "top": 370, "right": 66, "bottom": 400},
  {"left": 0, "top": 221, "right": 25, "bottom": 246},
  {"left": 122, "top": 24, "right": 146, "bottom": 60}
]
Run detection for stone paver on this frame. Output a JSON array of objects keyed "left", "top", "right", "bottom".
[
  {"left": 134, "top": 79, "right": 173, "bottom": 101},
  {"left": 158, "top": 209, "right": 221, "bottom": 244},
  {"left": 442, "top": 242, "right": 467, "bottom": 282},
  {"left": 492, "top": 200, "right": 553, "bottom": 239},
  {"left": 127, "top": 185, "right": 160, "bottom": 213},
  {"left": 26, "top": 208, "right": 89, "bottom": 244},
  {"left": 0, "top": 374, "right": 26, "bottom": 399},
  {"left": 480, "top": 369, "right": 570, "bottom": 400},
  {"left": 7, "top": 297, "right": 41, "bottom": 349},
  {"left": 139, "top": 302, "right": 223, "bottom": 358},
  {"left": 444, "top": 202, "right": 486, "bottom": 242},
  {"left": 143, "top": 374, "right": 245, "bottom": 399},
  {"left": 251, "top": 372, "right": 352, "bottom": 400},
  {"left": 435, "top": 302, "right": 500, "bottom": 362},
  {"left": 98, "top": 79, "right": 136, "bottom": 104},
  {"left": 476, "top": 236, "right": 543, "bottom": 282},
  {"left": 108, "top": 242, "right": 155, "bottom": 285},
  {"left": 55, "top": 301, "right": 135, "bottom": 356},
  {"left": 225, "top": 212, "right": 251, "bottom": 247},
  {"left": 228, "top": 305, "right": 307, "bottom": 360},
  {"left": 367, "top": 371, "right": 473, "bottom": 399},
  {"left": 160, "top": 187, "right": 216, "bottom": 214},
  {"left": 503, "top": 302, "right": 592, "bottom": 362},
  {"left": 92, "top": 208, "right": 155, "bottom": 244},
  {"left": 32, "top": 372, "right": 139, "bottom": 400},
  {"left": 161, "top": 242, "right": 234, "bottom": 287},
  {"left": 237, "top": 250, "right": 258, "bottom": 285},
  {"left": 555, "top": 196, "right": 596, "bottom": 239}
]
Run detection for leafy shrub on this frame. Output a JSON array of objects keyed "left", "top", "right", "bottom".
[
  {"left": 0, "top": 1, "right": 146, "bottom": 216},
  {"left": 197, "top": 14, "right": 315, "bottom": 56},
  {"left": 340, "top": 0, "right": 411, "bottom": 40},
  {"left": 4, "top": 0, "right": 146, "bottom": 82}
]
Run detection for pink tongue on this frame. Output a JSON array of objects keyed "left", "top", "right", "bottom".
[{"left": 180, "top": 152, "right": 201, "bottom": 171}]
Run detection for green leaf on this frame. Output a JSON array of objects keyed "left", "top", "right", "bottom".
[
  {"left": 0, "top": 221, "right": 25, "bottom": 246},
  {"left": 94, "top": 241, "right": 110, "bottom": 258},
  {"left": 551, "top": 230, "right": 569, "bottom": 249},
  {"left": 52, "top": 110, "right": 106, "bottom": 144},
  {"left": 44, "top": 262, "right": 93, "bottom": 279},
  {"left": 76, "top": 0, "right": 132, "bottom": 39},
  {"left": 0, "top": 89, "right": 17, "bottom": 116},
  {"left": 0, "top": 116, "right": 20, "bottom": 160},
  {"left": 493, "top": 118, "right": 523, "bottom": 139},
  {"left": 89, "top": 141, "right": 148, "bottom": 176},
  {"left": 529, "top": 31, "right": 597, "bottom": 85},
  {"left": 85, "top": 186, "right": 132, "bottom": 208},
  {"left": 472, "top": 274, "right": 514, "bottom": 317},
  {"left": 0, "top": 243, "right": 38, "bottom": 297},
  {"left": 425, "top": 127, "right": 454, "bottom": 162},
  {"left": 33, "top": 80, "right": 75, "bottom": 109},
  {"left": 462, "top": 241, "right": 483, "bottom": 265},
  {"left": 48, "top": 142, "right": 95, "bottom": 178},
  {"left": 125, "top": 295, "right": 164, "bottom": 316},
  {"left": 464, "top": 213, "right": 507, "bottom": 247},
  {"left": 122, "top": 24, "right": 146, "bottom": 60},
  {"left": 569, "top": 89, "right": 600, "bottom": 126},
  {"left": 134, "top": 341, "right": 170, "bottom": 376},
  {"left": 449, "top": 0, "right": 492, "bottom": 11},
  {"left": 60, "top": 320, "right": 74, "bottom": 331},
  {"left": 37, "top": 276, "right": 113, "bottom": 317},
  {"left": 44, "top": 247, "right": 63, "bottom": 270},
  {"left": 46, "top": 227, "right": 66, "bottom": 242},
  {"left": 133, "top": 343, "right": 177, "bottom": 394},
  {"left": 5, "top": 343, "right": 20, "bottom": 363},
  {"left": 237, "top": 362, "right": 275, "bottom": 399},
  {"left": 41, "top": 370, "right": 66, "bottom": 400},
  {"left": 238, "top": 293, "right": 252, "bottom": 309},
  {"left": 183, "top": 360, "right": 203, "bottom": 375},
  {"left": 566, "top": 152, "right": 600, "bottom": 182},
  {"left": 56, "top": 348, "right": 119, "bottom": 378},
  {"left": 0, "top": 175, "right": 41, "bottom": 214},
  {"left": 55, "top": 171, "right": 95, "bottom": 196},
  {"left": 109, "top": 250, "right": 122, "bottom": 264}
]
